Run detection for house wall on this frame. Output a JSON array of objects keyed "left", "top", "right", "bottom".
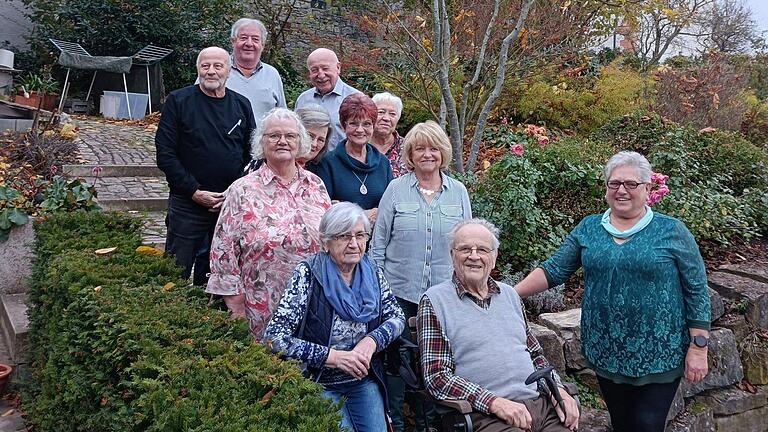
[{"left": 0, "top": 0, "right": 33, "bottom": 50}]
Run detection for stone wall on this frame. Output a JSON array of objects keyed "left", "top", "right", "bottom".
[{"left": 532, "top": 264, "right": 768, "bottom": 432}]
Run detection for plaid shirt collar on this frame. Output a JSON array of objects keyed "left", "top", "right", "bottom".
[{"left": 452, "top": 272, "right": 500, "bottom": 309}]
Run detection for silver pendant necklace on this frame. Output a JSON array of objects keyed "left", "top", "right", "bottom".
[{"left": 353, "top": 172, "right": 369, "bottom": 195}]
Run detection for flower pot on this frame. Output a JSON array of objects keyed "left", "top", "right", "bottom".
[
  {"left": 14, "top": 92, "right": 58, "bottom": 111},
  {"left": 0, "top": 364, "right": 12, "bottom": 395}
]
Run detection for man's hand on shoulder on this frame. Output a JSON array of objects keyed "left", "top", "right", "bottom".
[
  {"left": 489, "top": 397, "right": 532, "bottom": 430},
  {"left": 192, "top": 190, "right": 225, "bottom": 212}
]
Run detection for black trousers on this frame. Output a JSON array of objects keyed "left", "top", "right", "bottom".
[
  {"left": 164, "top": 194, "right": 219, "bottom": 286},
  {"left": 597, "top": 375, "right": 681, "bottom": 432}
]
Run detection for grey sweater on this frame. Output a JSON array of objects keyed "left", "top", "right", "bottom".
[{"left": 425, "top": 279, "right": 540, "bottom": 401}]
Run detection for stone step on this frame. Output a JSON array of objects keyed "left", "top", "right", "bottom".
[
  {"left": 717, "top": 263, "right": 768, "bottom": 284},
  {"left": 0, "top": 294, "right": 28, "bottom": 364},
  {"left": 100, "top": 197, "right": 167, "bottom": 212},
  {"left": 709, "top": 271, "right": 768, "bottom": 302},
  {"left": 0, "top": 399, "right": 26, "bottom": 432},
  {"left": 63, "top": 164, "right": 164, "bottom": 178}
]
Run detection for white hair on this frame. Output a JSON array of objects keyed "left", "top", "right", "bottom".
[
  {"left": 319, "top": 202, "right": 371, "bottom": 245},
  {"left": 448, "top": 218, "right": 501, "bottom": 250},
  {"left": 603, "top": 151, "right": 652, "bottom": 183},
  {"left": 251, "top": 108, "right": 311, "bottom": 160},
  {"left": 230, "top": 18, "right": 268, "bottom": 42},
  {"left": 372, "top": 92, "right": 403, "bottom": 119}
]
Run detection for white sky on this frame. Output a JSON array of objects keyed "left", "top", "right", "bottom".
[{"left": 746, "top": 0, "right": 768, "bottom": 34}]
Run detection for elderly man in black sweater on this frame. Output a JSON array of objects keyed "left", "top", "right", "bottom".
[{"left": 155, "top": 46, "right": 255, "bottom": 285}]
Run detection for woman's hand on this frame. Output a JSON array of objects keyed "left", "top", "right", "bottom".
[
  {"left": 352, "top": 336, "right": 377, "bottom": 368},
  {"left": 685, "top": 345, "right": 708, "bottom": 383},
  {"left": 552, "top": 388, "right": 580, "bottom": 431},
  {"left": 326, "top": 348, "right": 370, "bottom": 380},
  {"left": 222, "top": 294, "right": 246, "bottom": 319}
]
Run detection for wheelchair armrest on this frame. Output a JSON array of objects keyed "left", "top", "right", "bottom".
[
  {"left": 434, "top": 398, "right": 474, "bottom": 414},
  {"left": 397, "top": 335, "right": 418, "bottom": 350}
]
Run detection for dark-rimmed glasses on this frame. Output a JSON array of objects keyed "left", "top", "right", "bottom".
[{"left": 606, "top": 180, "right": 646, "bottom": 190}]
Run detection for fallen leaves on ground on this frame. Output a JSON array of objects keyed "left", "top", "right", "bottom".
[{"left": 136, "top": 245, "right": 164, "bottom": 256}]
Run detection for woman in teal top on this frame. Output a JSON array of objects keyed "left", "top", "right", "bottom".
[{"left": 516, "top": 151, "right": 710, "bottom": 432}]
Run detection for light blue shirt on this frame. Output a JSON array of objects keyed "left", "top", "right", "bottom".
[
  {"left": 226, "top": 61, "right": 286, "bottom": 122},
  {"left": 371, "top": 172, "right": 472, "bottom": 304},
  {"left": 295, "top": 78, "right": 361, "bottom": 151}
]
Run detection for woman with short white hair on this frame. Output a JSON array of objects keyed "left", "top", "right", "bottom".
[
  {"left": 265, "top": 202, "right": 405, "bottom": 432},
  {"left": 207, "top": 108, "right": 331, "bottom": 340},
  {"left": 371, "top": 92, "right": 407, "bottom": 178}
]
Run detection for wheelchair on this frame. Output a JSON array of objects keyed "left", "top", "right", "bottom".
[{"left": 391, "top": 317, "right": 579, "bottom": 432}]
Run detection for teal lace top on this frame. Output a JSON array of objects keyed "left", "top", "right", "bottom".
[{"left": 541, "top": 213, "right": 710, "bottom": 385}]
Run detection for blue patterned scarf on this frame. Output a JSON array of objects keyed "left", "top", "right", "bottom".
[
  {"left": 317, "top": 252, "right": 380, "bottom": 323},
  {"left": 601, "top": 205, "right": 654, "bottom": 239}
]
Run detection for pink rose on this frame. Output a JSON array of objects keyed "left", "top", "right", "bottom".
[
  {"left": 511, "top": 144, "right": 524, "bottom": 157},
  {"left": 537, "top": 136, "right": 549, "bottom": 147}
]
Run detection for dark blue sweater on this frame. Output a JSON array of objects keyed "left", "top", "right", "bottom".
[
  {"left": 314, "top": 140, "right": 393, "bottom": 210},
  {"left": 155, "top": 85, "right": 254, "bottom": 197}
]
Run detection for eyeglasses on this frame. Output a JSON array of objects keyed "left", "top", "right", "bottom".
[
  {"left": 606, "top": 180, "right": 646, "bottom": 190},
  {"left": 347, "top": 121, "right": 373, "bottom": 130},
  {"left": 453, "top": 246, "right": 494, "bottom": 256},
  {"left": 265, "top": 132, "right": 299, "bottom": 143},
  {"left": 333, "top": 232, "right": 370, "bottom": 243}
]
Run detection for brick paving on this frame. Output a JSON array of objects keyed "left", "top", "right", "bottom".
[
  {"left": 75, "top": 119, "right": 156, "bottom": 166},
  {"left": 70, "top": 117, "right": 168, "bottom": 246},
  {"left": 86, "top": 176, "right": 169, "bottom": 200}
]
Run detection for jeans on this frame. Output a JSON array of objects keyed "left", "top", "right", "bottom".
[
  {"left": 386, "top": 298, "right": 437, "bottom": 432},
  {"left": 597, "top": 376, "right": 681, "bottom": 432},
  {"left": 323, "top": 377, "right": 387, "bottom": 432},
  {"left": 164, "top": 194, "right": 219, "bottom": 286}
]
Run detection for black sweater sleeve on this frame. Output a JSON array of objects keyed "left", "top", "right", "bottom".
[{"left": 155, "top": 93, "right": 200, "bottom": 197}]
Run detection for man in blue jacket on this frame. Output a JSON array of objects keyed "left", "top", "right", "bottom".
[{"left": 155, "top": 46, "right": 255, "bottom": 285}]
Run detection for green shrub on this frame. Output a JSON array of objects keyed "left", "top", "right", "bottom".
[
  {"left": 25, "top": 212, "right": 340, "bottom": 432},
  {"left": 512, "top": 64, "right": 652, "bottom": 133}
]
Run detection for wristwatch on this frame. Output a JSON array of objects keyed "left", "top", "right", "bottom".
[{"left": 692, "top": 335, "right": 709, "bottom": 348}]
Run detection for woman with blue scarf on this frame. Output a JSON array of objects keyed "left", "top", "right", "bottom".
[
  {"left": 515, "top": 151, "right": 711, "bottom": 432},
  {"left": 264, "top": 202, "right": 405, "bottom": 432}
]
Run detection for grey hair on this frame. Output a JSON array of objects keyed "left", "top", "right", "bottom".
[
  {"left": 251, "top": 108, "right": 311, "bottom": 160},
  {"left": 296, "top": 103, "right": 332, "bottom": 163},
  {"left": 230, "top": 18, "right": 268, "bottom": 42},
  {"left": 319, "top": 202, "right": 371, "bottom": 245},
  {"left": 372, "top": 92, "right": 403, "bottom": 119},
  {"left": 448, "top": 218, "right": 501, "bottom": 250},
  {"left": 603, "top": 151, "right": 652, "bottom": 183}
]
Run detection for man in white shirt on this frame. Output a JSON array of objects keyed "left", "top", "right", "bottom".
[{"left": 295, "top": 48, "right": 361, "bottom": 150}]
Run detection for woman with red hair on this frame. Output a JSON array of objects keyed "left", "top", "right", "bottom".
[{"left": 315, "top": 93, "right": 393, "bottom": 223}]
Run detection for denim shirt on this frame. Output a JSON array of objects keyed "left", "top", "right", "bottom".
[{"left": 371, "top": 172, "right": 472, "bottom": 304}]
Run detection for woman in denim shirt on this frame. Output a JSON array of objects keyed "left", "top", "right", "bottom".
[{"left": 371, "top": 120, "right": 472, "bottom": 432}]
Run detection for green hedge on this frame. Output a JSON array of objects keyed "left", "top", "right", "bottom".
[{"left": 25, "top": 212, "right": 340, "bottom": 431}]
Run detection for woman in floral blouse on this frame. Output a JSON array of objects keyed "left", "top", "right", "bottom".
[
  {"left": 207, "top": 108, "right": 332, "bottom": 340},
  {"left": 264, "top": 202, "right": 405, "bottom": 432}
]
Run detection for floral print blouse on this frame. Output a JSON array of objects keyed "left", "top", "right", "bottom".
[
  {"left": 384, "top": 132, "right": 408, "bottom": 178},
  {"left": 206, "top": 164, "right": 332, "bottom": 340}
]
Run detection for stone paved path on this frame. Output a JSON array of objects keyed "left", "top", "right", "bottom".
[
  {"left": 70, "top": 118, "right": 168, "bottom": 247},
  {"left": 76, "top": 120, "right": 156, "bottom": 165}
]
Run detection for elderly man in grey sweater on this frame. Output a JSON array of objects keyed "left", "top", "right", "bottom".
[{"left": 417, "top": 219, "right": 579, "bottom": 432}]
